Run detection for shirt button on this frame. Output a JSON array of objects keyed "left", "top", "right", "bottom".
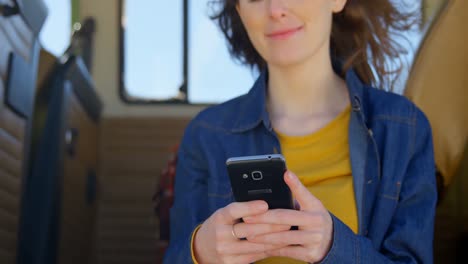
[
  {"left": 352, "top": 96, "right": 362, "bottom": 111},
  {"left": 368, "top": 129, "right": 374, "bottom": 137}
]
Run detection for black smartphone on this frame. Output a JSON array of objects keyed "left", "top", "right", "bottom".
[{"left": 226, "top": 154, "right": 294, "bottom": 210}]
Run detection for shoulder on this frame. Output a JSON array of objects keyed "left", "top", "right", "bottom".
[
  {"left": 182, "top": 93, "right": 250, "bottom": 141},
  {"left": 194, "top": 94, "right": 250, "bottom": 131},
  {"left": 364, "top": 86, "right": 433, "bottom": 161},
  {"left": 364, "top": 86, "right": 430, "bottom": 128}
]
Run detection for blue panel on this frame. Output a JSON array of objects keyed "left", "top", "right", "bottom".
[{"left": 5, "top": 52, "right": 35, "bottom": 119}]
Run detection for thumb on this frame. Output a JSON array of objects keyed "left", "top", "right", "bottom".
[{"left": 284, "top": 171, "right": 319, "bottom": 211}]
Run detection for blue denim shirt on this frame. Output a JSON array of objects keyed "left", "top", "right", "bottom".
[{"left": 163, "top": 68, "right": 437, "bottom": 264}]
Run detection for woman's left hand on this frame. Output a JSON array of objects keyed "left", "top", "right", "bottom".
[{"left": 242, "top": 170, "right": 334, "bottom": 263}]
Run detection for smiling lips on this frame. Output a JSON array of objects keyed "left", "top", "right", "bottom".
[{"left": 266, "top": 26, "right": 303, "bottom": 40}]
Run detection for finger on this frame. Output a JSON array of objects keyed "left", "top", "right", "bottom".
[
  {"left": 244, "top": 209, "right": 324, "bottom": 227},
  {"left": 220, "top": 201, "right": 268, "bottom": 223},
  {"left": 284, "top": 171, "right": 319, "bottom": 210},
  {"left": 266, "top": 245, "right": 319, "bottom": 262},
  {"left": 233, "top": 223, "right": 291, "bottom": 239},
  {"left": 221, "top": 240, "right": 289, "bottom": 255},
  {"left": 249, "top": 230, "right": 322, "bottom": 245}
]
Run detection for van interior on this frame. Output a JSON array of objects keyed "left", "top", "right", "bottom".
[{"left": 0, "top": 0, "right": 467, "bottom": 263}]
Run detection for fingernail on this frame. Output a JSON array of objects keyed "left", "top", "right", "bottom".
[
  {"left": 244, "top": 216, "right": 253, "bottom": 222},
  {"left": 257, "top": 202, "right": 268, "bottom": 211}
]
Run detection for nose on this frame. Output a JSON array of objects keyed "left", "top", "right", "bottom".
[{"left": 268, "top": 0, "right": 288, "bottom": 20}]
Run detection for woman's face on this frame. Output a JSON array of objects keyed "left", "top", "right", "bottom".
[{"left": 236, "top": 0, "right": 346, "bottom": 68}]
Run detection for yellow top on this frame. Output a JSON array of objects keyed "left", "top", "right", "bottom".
[{"left": 257, "top": 105, "right": 357, "bottom": 264}]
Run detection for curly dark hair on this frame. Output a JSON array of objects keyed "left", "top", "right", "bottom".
[{"left": 209, "top": 0, "right": 419, "bottom": 89}]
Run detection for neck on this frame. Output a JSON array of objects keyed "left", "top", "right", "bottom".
[{"left": 266, "top": 51, "right": 348, "bottom": 120}]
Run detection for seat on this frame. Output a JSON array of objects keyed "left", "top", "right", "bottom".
[
  {"left": 18, "top": 19, "right": 103, "bottom": 263},
  {"left": 405, "top": 0, "right": 467, "bottom": 189},
  {"left": 404, "top": 1, "right": 468, "bottom": 262}
]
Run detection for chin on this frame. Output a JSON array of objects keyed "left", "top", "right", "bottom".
[{"left": 267, "top": 53, "right": 309, "bottom": 68}]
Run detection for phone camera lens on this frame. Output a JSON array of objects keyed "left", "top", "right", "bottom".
[{"left": 251, "top": 171, "right": 263, "bottom": 181}]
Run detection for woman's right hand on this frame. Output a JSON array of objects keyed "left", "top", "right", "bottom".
[{"left": 193, "top": 200, "right": 291, "bottom": 264}]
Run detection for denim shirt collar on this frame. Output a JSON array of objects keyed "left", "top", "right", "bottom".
[{"left": 231, "top": 64, "right": 369, "bottom": 133}]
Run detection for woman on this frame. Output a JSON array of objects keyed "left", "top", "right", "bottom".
[{"left": 164, "top": 0, "right": 437, "bottom": 263}]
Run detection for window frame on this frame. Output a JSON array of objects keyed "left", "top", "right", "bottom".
[{"left": 119, "top": 0, "right": 196, "bottom": 105}]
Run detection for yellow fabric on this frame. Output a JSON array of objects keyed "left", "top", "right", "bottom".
[
  {"left": 191, "top": 224, "right": 202, "bottom": 264},
  {"left": 257, "top": 105, "right": 357, "bottom": 264}
]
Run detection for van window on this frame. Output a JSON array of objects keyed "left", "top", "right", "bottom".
[
  {"left": 120, "top": 0, "right": 256, "bottom": 104},
  {"left": 187, "top": 1, "right": 256, "bottom": 104}
]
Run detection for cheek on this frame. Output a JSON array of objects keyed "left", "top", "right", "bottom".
[
  {"left": 297, "top": 0, "right": 333, "bottom": 24},
  {"left": 239, "top": 14, "right": 266, "bottom": 50},
  {"left": 239, "top": 11, "right": 263, "bottom": 36},
  {"left": 302, "top": 7, "right": 334, "bottom": 40}
]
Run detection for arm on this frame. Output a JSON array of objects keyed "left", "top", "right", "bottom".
[
  {"left": 163, "top": 122, "right": 209, "bottom": 264},
  {"left": 162, "top": 122, "right": 289, "bottom": 264},
  {"left": 320, "top": 109, "right": 437, "bottom": 264}
]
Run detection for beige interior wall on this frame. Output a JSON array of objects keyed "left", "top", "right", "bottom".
[
  {"left": 96, "top": 117, "right": 190, "bottom": 264},
  {"left": 79, "top": 0, "right": 204, "bottom": 118}
]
